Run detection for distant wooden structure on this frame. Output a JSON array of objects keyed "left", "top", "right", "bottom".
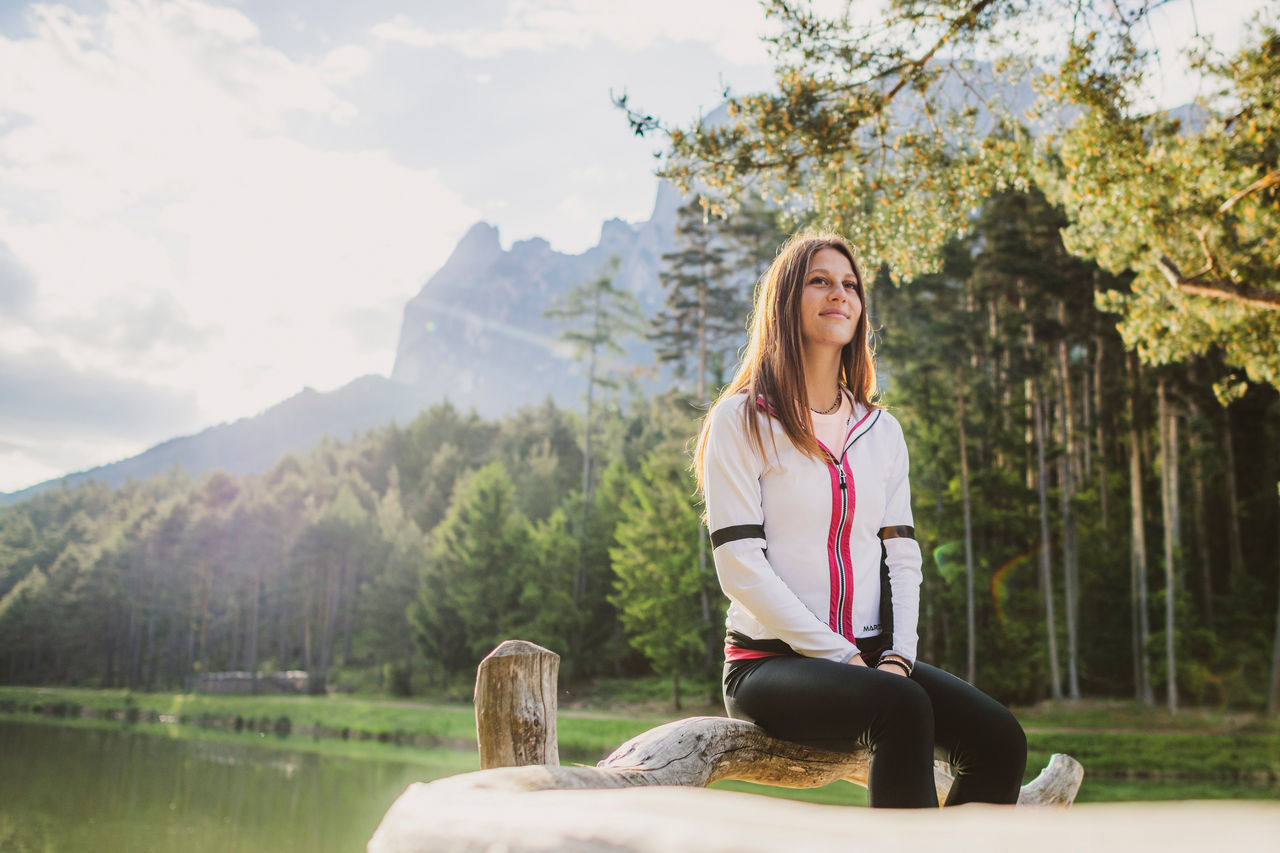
[
  {"left": 369, "top": 640, "right": 1086, "bottom": 852},
  {"left": 194, "top": 670, "right": 310, "bottom": 694}
]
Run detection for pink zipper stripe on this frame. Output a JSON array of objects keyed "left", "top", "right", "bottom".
[
  {"left": 825, "top": 461, "right": 842, "bottom": 631},
  {"left": 840, "top": 454, "right": 857, "bottom": 639}
]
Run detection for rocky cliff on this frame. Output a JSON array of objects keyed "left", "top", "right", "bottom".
[{"left": 391, "top": 181, "right": 678, "bottom": 415}]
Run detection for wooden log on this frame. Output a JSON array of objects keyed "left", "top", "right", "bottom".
[
  {"left": 474, "top": 640, "right": 559, "bottom": 769},
  {"left": 369, "top": 789, "right": 1280, "bottom": 853},
  {"left": 600, "top": 715, "right": 1082, "bottom": 807},
  {"left": 397, "top": 716, "right": 1081, "bottom": 807}
]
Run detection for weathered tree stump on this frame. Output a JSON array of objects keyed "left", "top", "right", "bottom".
[
  {"left": 474, "top": 640, "right": 560, "bottom": 769},
  {"left": 370, "top": 641, "right": 1086, "bottom": 851}
]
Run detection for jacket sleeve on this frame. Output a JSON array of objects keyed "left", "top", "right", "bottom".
[
  {"left": 702, "top": 400, "right": 861, "bottom": 663},
  {"left": 880, "top": 420, "right": 923, "bottom": 663}
]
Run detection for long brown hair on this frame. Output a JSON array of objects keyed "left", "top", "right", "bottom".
[{"left": 694, "top": 230, "right": 878, "bottom": 487}]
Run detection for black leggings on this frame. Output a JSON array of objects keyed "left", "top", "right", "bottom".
[{"left": 724, "top": 651, "right": 1027, "bottom": 808}]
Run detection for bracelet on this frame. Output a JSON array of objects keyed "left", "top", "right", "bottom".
[{"left": 877, "top": 655, "right": 913, "bottom": 676}]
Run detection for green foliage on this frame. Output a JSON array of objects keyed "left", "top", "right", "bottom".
[
  {"left": 357, "top": 471, "right": 425, "bottom": 688},
  {"left": 624, "top": 1, "right": 1278, "bottom": 391},
  {"left": 0, "top": 383, "right": 706, "bottom": 695},
  {"left": 496, "top": 399, "right": 583, "bottom": 522},
  {"left": 1041, "top": 24, "right": 1280, "bottom": 394},
  {"left": 381, "top": 662, "right": 412, "bottom": 698},
  {"left": 651, "top": 196, "right": 745, "bottom": 393},
  {"left": 411, "top": 461, "right": 532, "bottom": 677},
  {"left": 512, "top": 507, "right": 579, "bottom": 657},
  {"left": 574, "top": 462, "right": 633, "bottom": 676},
  {"left": 609, "top": 450, "right": 716, "bottom": 705}
]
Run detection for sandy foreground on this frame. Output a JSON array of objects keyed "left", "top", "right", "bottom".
[{"left": 369, "top": 784, "right": 1279, "bottom": 852}]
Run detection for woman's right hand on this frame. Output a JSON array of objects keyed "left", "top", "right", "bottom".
[{"left": 848, "top": 653, "right": 868, "bottom": 667}]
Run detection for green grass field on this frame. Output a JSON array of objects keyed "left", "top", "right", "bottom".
[
  {"left": 0, "top": 685, "right": 672, "bottom": 760},
  {"left": 3, "top": 686, "right": 1277, "bottom": 803}
]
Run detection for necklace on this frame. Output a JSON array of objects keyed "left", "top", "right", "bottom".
[{"left": 810, "top": 388, "right": 843, "bottom": 416}]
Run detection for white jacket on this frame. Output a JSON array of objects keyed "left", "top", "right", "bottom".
[{"left": 702, "top": 392, "right": 923, "bottom": 663}]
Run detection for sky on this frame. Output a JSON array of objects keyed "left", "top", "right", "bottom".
[{"left": 0, "top": 0, "right": 1272, "bottom": 493}]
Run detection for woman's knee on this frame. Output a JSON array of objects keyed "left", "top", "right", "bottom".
[
  {"left": 874, "top": 675, "right": 933, "bottom": 736},
  {"left": 993, "top": 706, "right": 1028, "bottom": 768},
  {"left": 963, "top": 703, "right": 1027, "bottom": 778}
]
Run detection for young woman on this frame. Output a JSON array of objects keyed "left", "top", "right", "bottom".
[{"left": 695, "top": 231, "right": 1026, "bottom": 808}]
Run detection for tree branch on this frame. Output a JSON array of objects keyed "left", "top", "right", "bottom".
[
  {"left": 876, "top": 0, "right": 1001, "bottom": 112},
  {"left": 1156, "top": 256, "right": 1280, "bottom": 310},
  {"left": 1218, "top": 169, "right": 1280, "bottom": 214}
]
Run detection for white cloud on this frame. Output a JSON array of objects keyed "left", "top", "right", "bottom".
[
  {"left": 319, "top": 44, "right": 374, "bottom": 83},
  {"left": 369, "top": 14, "right": 438, "bottom": 49},
  {"left": 0, "top": 343, "right": 206, "bottom": 491},
  {"left": 554, "top": 193, "right": 591, "bottom": 227},
  {"left": 0, "top": 0, "right": 479, "bottom": 488},
  {"left": 371, "top": 0, "right": 777, "bottom": 65},
  {"left": 0, "top": 444, "right": 119, "bottom": 494},
  {"left": 1131, "top": 0, "right": 1277, "bottom": 110}
]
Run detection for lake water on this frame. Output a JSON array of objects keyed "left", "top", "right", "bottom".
[
  {"left": 4, "top": 718, "right": 1275, "bottom": 851},
  {"left": 0, "top": 721, "right": 469, "bottom": 853}
]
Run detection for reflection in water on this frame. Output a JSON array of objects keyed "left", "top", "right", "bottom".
[{"left": 0, "top": 721, "right": 473, "bottom": 853}]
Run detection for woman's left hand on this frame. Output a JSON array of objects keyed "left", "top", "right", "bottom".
[{"left": 876, "top": 661, "right": 910, "bottom": 677}]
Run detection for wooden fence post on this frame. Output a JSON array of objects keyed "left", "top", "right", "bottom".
[{"left": 474, "top": 639, "right": 560, "bottom": 769}]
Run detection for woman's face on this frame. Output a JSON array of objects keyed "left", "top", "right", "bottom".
[{"left": 799, "top": 246, "right": 861, "bottom": 350}]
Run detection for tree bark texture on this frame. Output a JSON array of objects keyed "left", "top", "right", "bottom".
[
  {"left": 411, "top": 715, "right": 1080, "bottom": 803},
  {"left": 990, "top": 297, "right": 1008, "bottom": 470},
  {"left": 1158, "top": 378, "right": 1178, "bottom": 713},
  {"left": 1054, "top": 304, "right": 1080, "bottom": 701},
  {"left": 1127, "top": 354, "right": 1153, "bottom": 706},
  {"left": 1057, "top": 432, "right": 1080, "bottom": 702},
  {"left": 1055, "top": 302, "right": 1080, "bottom": 487},
  {"left": 1081, "top": 360, "right": 1092, "bottom": 478},
  {"left": 957, "top": 368, "right": 976, "bottom": 684},
  {"left": 1155, "top": 254, "right": 1280, "bottom": 310},
  {"left": 1189, "top": 427, "right": 1214, "bottom": 628},
  {"left": 1094, "top": 335, "right": 1108, "bottom": 531},
  {"left": 475, "top": 640, "right": 561, "bottom": 769},
  {"left": 1019, "top": 285, "right": 1034, "bottom": 492},
  {"left": 1269, "top": 521, "right": 1280, "bottom": 716},
  {"left": 1034, "top": 383, "right": 1063, "bottom": 700},
  {"left": 1221, "top": 408, "right": 1246, "bottom": 590}
]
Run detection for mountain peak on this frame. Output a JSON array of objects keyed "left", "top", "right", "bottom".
[
  {"left": 457, "top": 221, "right": 501, "bottom": 254},
  {"left": 598, "top": 218, "right": 634, "bottom": 253}
]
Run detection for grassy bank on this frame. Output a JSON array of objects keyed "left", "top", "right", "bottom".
[
  {"left": 0, "top": 686, "right": 670, "bottom": 761},
  {"left": 0, "top": 710, "right": 484, "bottom": 773},
  {"left": 2, "top": 686, "right": 1277, "bottom": 802}
]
